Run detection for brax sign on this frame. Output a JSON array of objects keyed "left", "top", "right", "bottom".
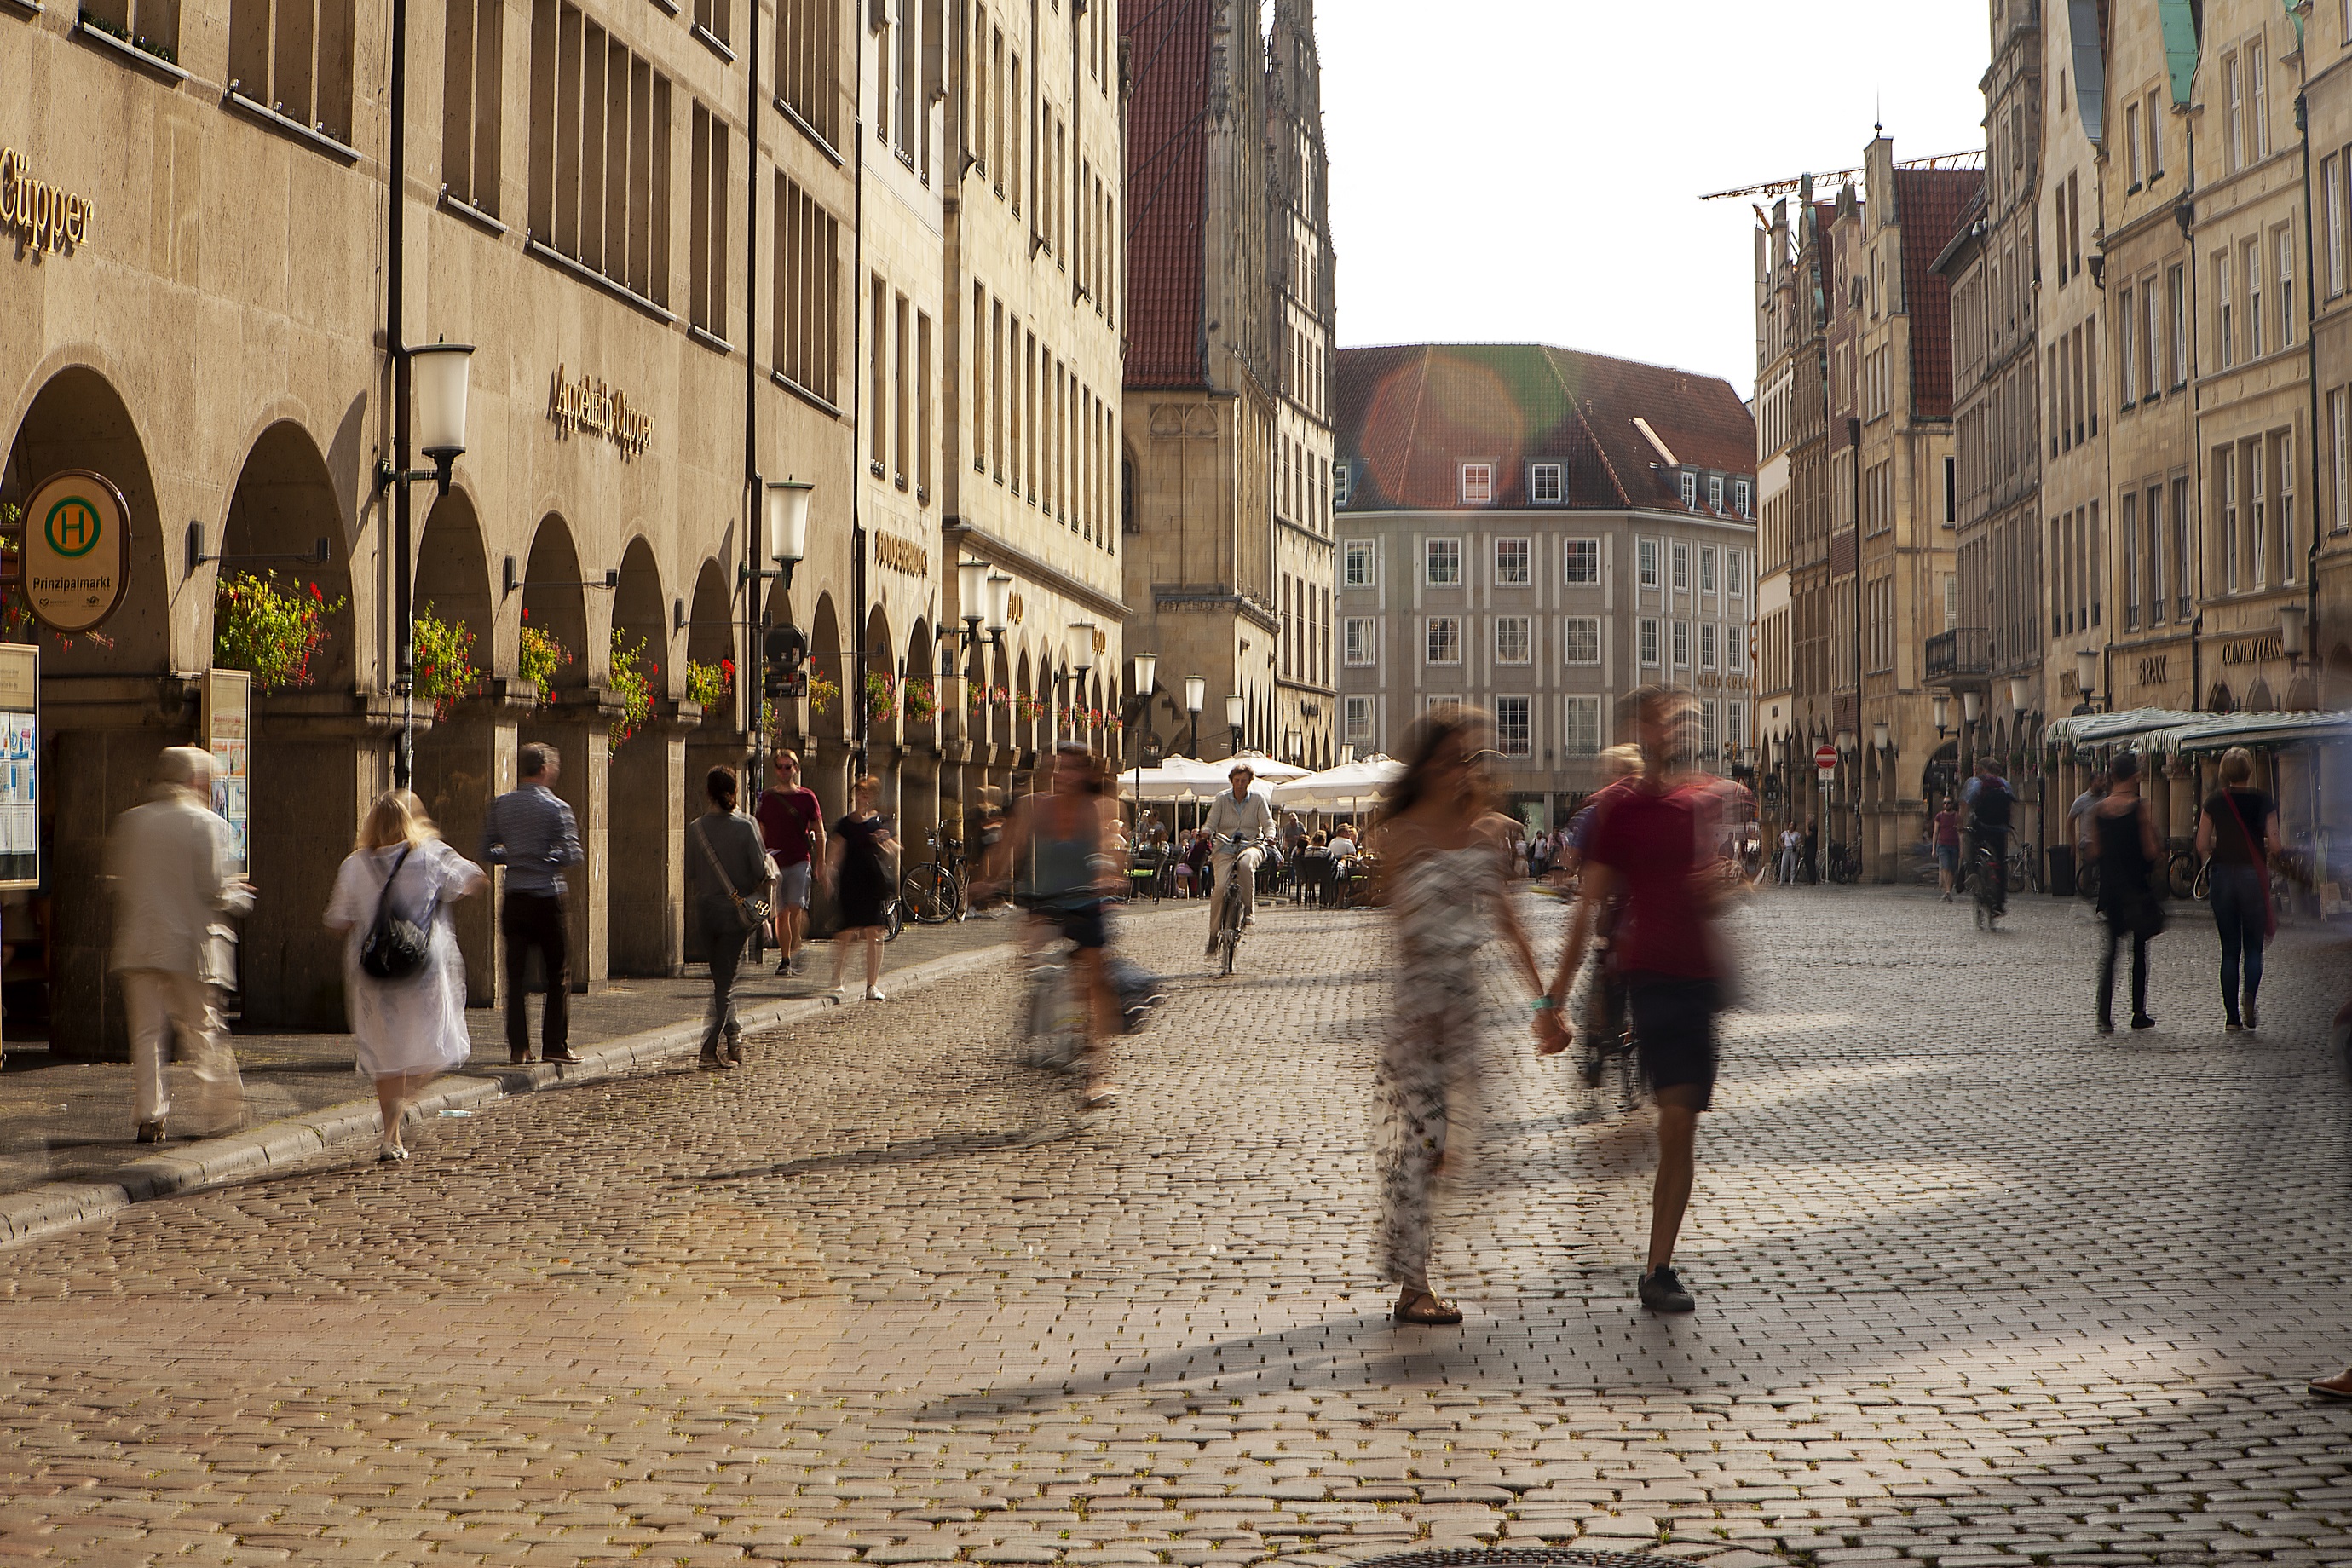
[
  {"left": 0, "top": 147, "right": 92, "bottom": 254},
  {"left": 547, "top": 366, "right": 652, "bottom": 457}
]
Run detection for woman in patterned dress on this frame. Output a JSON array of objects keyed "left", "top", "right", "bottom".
[{"left": 1370, "top": 706, "right": 1546, "bottom": 1325}]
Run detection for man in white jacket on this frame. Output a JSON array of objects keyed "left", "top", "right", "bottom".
[
  {"left": 106, "top": 747, "right": 254, "bottom": 1144},
  {"left": 1202, "top": 763, "right": 1275, "bottom": 950}
]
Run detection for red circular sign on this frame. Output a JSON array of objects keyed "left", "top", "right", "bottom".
[{"left": 1814, "top": 743, "right": 1839, "bottom": 769}]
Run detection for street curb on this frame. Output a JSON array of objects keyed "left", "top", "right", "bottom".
[{"left": 0, "top": 934, "right": 1029, "bottom": 1254}]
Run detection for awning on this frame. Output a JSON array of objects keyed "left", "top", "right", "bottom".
[
  {"left": 2170, "top": 711, "right": 2352, "bottom": 753},
  {"left": 2043, "top": 708, "right": 2206, "bottom": 748}
]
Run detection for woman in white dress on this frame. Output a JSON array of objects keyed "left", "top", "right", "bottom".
[{"left": 325, "top": 791, "right": 488, "bottom": 1162}]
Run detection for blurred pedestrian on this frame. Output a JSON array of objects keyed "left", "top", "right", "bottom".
[
  {"left": 481, "top": 743, "right": 582, "bottom": 1064},
  {"left": 2195, "top": 747, "right": 2280, "bottom": 1033},
  {"left": 1930, "top": 798, "right": 1962, "bottom": 902},
  {"left": 827, "top": 776, "right": 897, "bottom": 1003},
  {"left": 325, "top": 791, "right": 487, "bottom": 1162},
  {"left": 688, "top": 766, "right": 778, "bottom": 1068},
  {"left": 106, "top": 746, "right": 255, "bottom": 1144},
  {"left": 2087, "top": 751, "right": 2164, "bottom": 1033},
  {"left": 1777, "top": 823, "right": 1801, "bottom": 886},
  {"left": 1005, "top": 743, "right": 1126, "bottom": 1107},
  {"left": 1370, "top": 706, "right": 1544, "bottom": 1325},
  {"left": 755, "top": 749, "right": 826, "bottom": 977},
  {"left": 1538, "top": 687, "right": 1740, "bottom": 1315}
]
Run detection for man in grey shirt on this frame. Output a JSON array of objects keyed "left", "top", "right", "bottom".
[{"left": 481, "top": 743, "right": 584, "bottom": 1063}]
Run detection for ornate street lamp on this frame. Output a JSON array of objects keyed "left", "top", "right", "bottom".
[
  {"left": 1184, "top": 675, "right": 1206, "bottom": 758},
  {"left": 374, "top": 337, "right": 476, "bottom": 789},
  {"left": 1225, "top": 693, "right": 1248, "bottom": 758}
]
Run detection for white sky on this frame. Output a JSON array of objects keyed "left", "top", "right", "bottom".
[{"left": 1318, "top": 1, "right": 1996, "bottom": 401}]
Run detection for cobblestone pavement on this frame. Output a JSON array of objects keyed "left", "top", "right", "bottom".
[
  {"left": 0, "top": 908, "right": 1027, "bottom": 1196},
  {"left": 3, "top": 887, "right": 2351, "bottom": 1566}
]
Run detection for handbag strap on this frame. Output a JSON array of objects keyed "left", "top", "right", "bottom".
[
  {"left": 370, "top": 844, "right": 415, "bottom": 928},
  {"left": 694, "top": 817, "right": 750, "bottom": 914},
  {"left": 2219, "top": 788, "right": 2269, "bottom": 877}
]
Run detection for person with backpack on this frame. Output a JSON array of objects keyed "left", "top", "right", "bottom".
[
  {"left": 326, "top": 791, "right": 487, "bottom": 1162},
  {"left": 1962, "top": 758, "right": 2015, "bottom": 916}
]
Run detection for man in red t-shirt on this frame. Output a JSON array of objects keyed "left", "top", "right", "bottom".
[
  {"left": 755, "top": 750, "right": 827, "bottom": 977},
  {"left": 1538, "top": 685, "right": 1737, "bottom": 1315}
]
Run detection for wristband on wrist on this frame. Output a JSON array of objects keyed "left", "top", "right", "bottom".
[{"left": 1531, "top": 995, "right": 1559, "bottom": 1013}]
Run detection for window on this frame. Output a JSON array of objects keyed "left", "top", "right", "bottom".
[
  {"left": 1637, "top": 538, "right": 1660, "bottom": 590},
  {"left": 1699, "top": 622, "right": 1718, "bottom": 671},
  {"left": 2246, "top": 238, "right": 2263, "bottom": 359},
  {"left": 2227, "top": 52, "right": 2245, "bottom": 170},
  {"left": 1531, "top": 463, "right": 1564, "bottom": 504},
  {"left": 870, "top": 277, "right": 889, "bottom": 470},
  {"left": 527, "top": 1, "right": 671, "bottom": 303},
  {"left": 1334, "top": 463, "right": 1352, "bottom": 506},
  {"left": 1494, "top": 538, "right": 1531, "bottom": 586},
  {"left": 2217, "top": 250, "right": 2235, "bottom": 369},
  {"left": 2121, "top": 286, "right": 2138, "bottom": 404},
  {"left": 1727, "top": 627, "right": 1745, "bottom": 672},
  {"left": 1563, "top": 616, "right": 1600, "bottom": 666},
  {"left": 1698, "top": 545, "right": 1717, "bottom": 596},
  {"left": 1424, "top": 539, "right": 1461, "bottom": 586},
  {"left": 442, "top": 0, "right": 504, "bottom": 211},
  {"left": 1564, "top": 696, "right": 1601, "bottom": 757},
  {"left": 1734, "top": 479, "right": 1751, "bottom": 517},
  {"left": 2168, "top": 264, "right": 2188, "bottom": 387},
  {"left": 2330, "top": 155, "right": 2347, "bottom": 299},
  {"left": 1565, "top": 538, "right": 1599, "bottom": 585},
  {"left": 1343, "top": 617, "right": 1376, "bottom": 666},
  {"left": 1343, "top": 695, "right": 1372, "bottom": 745},
  {"left": 1727, "top": 548, "right": 1745, "bottom": 597},
  {"left": 2280, "top": 429, "right": 2298, "bottom": 583},
  {"left": 1638, "top": 618, "right": 1660, "bottom": 667},
  {"left": 776, "top": 0, "right": 841, "bottom": 146},
  {"left": 2123, "top": 490, "right": 2141, "bottom": 630},
  {"left": 1461, "top": 464, "right": 1493, "bottom": 504},
  {"left": 1701, "top": 700, "right": 1718, "bottom": 758},
  {"left": 1425, "top": 616, "right": 1461, "bottom": 666},
  {"left": 2147, "top": 89, "right": 2164, "bottom": 178},
  {"left": 1709, "top": 475, "right": 1725, "bottom": 513},
  {"left": 2335, "top": 388, "right": 2350, "bottom": 533},
  {"left": 1671, "top": 620, "right": 1690, "bottom": 667},
  {"left": 2125, "top": 101, "right": 2142, "bottom": 187},
  {"left": 83, "top": 0, "right": 179, "bottom": 66},
  {"left": 2253, "top": 45, "right": 2272, "bottom": 160},
  {"left": 1494, "top": 615, "right": 1531, "bottom": 665},
  {"left": 2279, "top": 227, "right": 2297, "bottom": 349},
  {"left": 1679, "top": 470, "right": 1698, "bottom": 508},
  {"left": 230, "top": 0, "right": 353, "bottom": 142},
  {"left": 689, "top": 104, "right": 730, "bottom": 337},
  {"left": 2147, "top": 484, "right": 2166, "bottom": 624},
  {"left": 915, "top": 311, "right": 931, "bottom": 500},
  {"left": 1671, "top": 541, "right": 1690, "bottom": 591},
  {"left": 1725, "top": 700, "right": 1745, "bottom": 755},
  {"left": 1342, "top": 539, "right": 1375, "bottom": 589},
  {"left": 694, "top": 0, "right": 730, "bottom": 50},
  {"left": 772, "top": 176, "right": 840, "bottom": 404},
  {"left": 1494, "top": 696, "right": 1531, "bottom": 758}
]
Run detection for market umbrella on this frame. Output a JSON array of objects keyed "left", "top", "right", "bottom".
[{"left": 1269, "top": 755, "right": 1404, "bottom": 808}]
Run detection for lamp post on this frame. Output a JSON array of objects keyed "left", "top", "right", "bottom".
[
  {"left": 1126, "top": 651, "right": 1159, "bottom": 824},
  {"left": 2075, "top": 648, "right": 2103, "bottom": 714},
  {"left": 739, "top": 477, "right": 813, "bottom": 788},
  {"left": 1184, "top": 675, "right": 1206, "bottom": 759},
  {"left": 1225, "top": 693, "right": 1248, "bottom": 758},
  {"left": 1068, "top": 624, "right": 1096, "bottom": 747},
  {"left": 373, "top": 338, "right": 476, "bottom": 790}
]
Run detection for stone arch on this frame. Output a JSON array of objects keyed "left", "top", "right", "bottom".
[
  {"left": 2327, "top": 643, "right": 2352, "bottom": 711},
  {"left": 806, "top": 591, "right": 845, "bottom": 741},
  {"left": 609, "top": 536, "right": 674, "bottom": 977},
  {"left": 685, "top": 560, "right": 734, "bottom": 674},
  {"left": 417, "top": 487, "right": 495, "bottom": 679},
  {"left": 217, "top": 419, "right": 359, "bottom": 690},
  {"left": 1014, "top": 645, "right": 1035, "bottom": 762},
  {"left": 410, "top": 487, "right": 501, "bottom": 1004},
  {"left": 612, "top": 537, "right": 666, "bottom": 700},
  {"left": 2207, "top": 680, "right": 2235, "bottom": 713},
  {"left": 1, "top": 364, "right": 172, "bottom": 674},
  {"left": 522, "top": 514, "right": 591, "bottom": 692},
  {"left": 2245, "top": 676, "right": 2275, "bottom": 713},
  {"left": 906, "top": 617, "right": 935, "bottom": 739},
  {"left": 862, "top": 602, "right": 896, "bottom": 747}
]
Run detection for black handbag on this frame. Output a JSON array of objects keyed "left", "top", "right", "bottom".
[{"left": 360, "top": 845, "right": 439, "bottom": 981}]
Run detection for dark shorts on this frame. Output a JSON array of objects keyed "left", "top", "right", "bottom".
[
  {"left": 1935, "top": 845, "right": 1959, "bottom": 873},
  {"left": 1042, "top": 901, "right": 1109, "bottom": 952},
  {"left": 1625, "top": 974, "right": 1720, "bottom": 1111}
]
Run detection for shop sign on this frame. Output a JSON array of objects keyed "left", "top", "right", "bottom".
[
  {"left": 874, "top": 533, "right": 930, "bottom": 576},
  {"left": 547, "top": 366, "right": 652, "bottom": 457},
  {"left": 0, "top": 147, "right": 92, "bottom": 255},
  {"left": 2219, "top": 631, "right": 2283, "bottom": 666},
  {"left": 201, "top": 669, "right": 251, "bottom": 875},
  {"left": 0, "top": 643, "right": 36, "bottom": 891},
  {"left": 2136, "top": 654, "right": 2170, "bottom": 686},
  {"left": 1006, "top": 592, "right": 1024, "bottom": 625},
  {"left": 20, "top": 470, "right": 130, "bottom": 633}
]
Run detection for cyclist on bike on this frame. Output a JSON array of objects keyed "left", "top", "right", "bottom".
[
  {"left": 1961, "top": 758, "right": 2015, "bottom": 916},
  {"left": 1003, "top": 744, "right": 1124, "bottom": 1108},
  {"left": 1202, "top": 763, "right": 1275, "bottom": 954}
]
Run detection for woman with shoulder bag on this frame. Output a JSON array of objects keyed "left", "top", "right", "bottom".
[
  {"left": 2085, "top": 751, "right": 2165, "bottom": 1035},
  {"left": 324, "top": 791, "right": 489, "bottom": 1162},
  {"left": 2194, "top": 746, "right": 2282, "bottom": 1033},
  {"left": 687, "top": 766, "right": 780, "bottom": 1068}
]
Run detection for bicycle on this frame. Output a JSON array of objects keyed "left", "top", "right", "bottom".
[
  {"left": 1968, "top": 843, "right": 2004, "bottom": 930},
  {"left": 2007, "top": 841, "right": 2044, "bottom": 896},
  {"left": 1825, "top": 841, "right": 1862, "bottom": 884},
  {"left": 900, "top": 833, "right": 967, "bottom": 925},
  {"left": 1567, "top": 945, "right": 1641, "bottom": 1116},
  {"left": 1017, "top": 943, "right": 1089, "bottom": 1075},
  {"left": 1209, "top": 832, "right": 1265, "bottom": 977}
]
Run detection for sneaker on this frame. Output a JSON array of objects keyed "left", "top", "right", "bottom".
[
  {"left": 863, "top": 985, "right": 889, "bottom": 1002},
  {"left": 776, "top": 957, "right": 793, "bottom": 977},
  {"left": 2244, "top": 999, "right": 2259, "bottom": 1030},
  {"left": 135, "top": 1120, "right": 165, "bottom": 1144},
  {"left": 2226, "top": 1021, "right": 2246, "bottom": 1035},
  {"left": 2096, "top": 1019, "right": 2115, "bottom": 1035},
  {"left": 1638, "top": 1264, "right": 1695, "bottom": 1314},
  {"left": 828, "top": 986, "right": 849, "bottom": 1006},
  {"left": 2131, "top": 1015, "right": 2157, "bottom": 1031}
]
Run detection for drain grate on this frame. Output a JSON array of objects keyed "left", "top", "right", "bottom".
[{"left": 1341, "top": 1553, "right": 1692, "bottom": 1568}]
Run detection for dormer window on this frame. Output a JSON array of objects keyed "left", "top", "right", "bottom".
[
  {"left": 1679, "top": 470, "right": 1698, "bottom": 508},
  {"left": 1334, "top": 462, "right": 1352, "bottom": 506},
  {"left": 1531, "top": 462, "right": 1564, "bottom": 504},
  {"left": 1461, "top": 463, "right": 1493, "bottom": 504},
  {"left": 1709, "top": 475, "right": 1725, "bottom": 513}
]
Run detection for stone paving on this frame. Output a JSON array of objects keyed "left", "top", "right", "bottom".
[{"left": 1, "top": 887, "right": 2350, "bottom": 1566}]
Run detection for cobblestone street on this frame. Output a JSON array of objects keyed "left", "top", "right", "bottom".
[{"left": 3, "top": 886, "right": 2351, "bottom": 1566}]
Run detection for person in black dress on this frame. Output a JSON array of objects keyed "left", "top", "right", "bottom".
[
  {"left": 2085, "top": 751, "right": 2164, "bottom": 1033},
  {"left": 827, "top": 775, "right": 898, "bottom": 1003},
  {"left": 2193, "top": 746, "right": 2281, "bottom": 1031}
]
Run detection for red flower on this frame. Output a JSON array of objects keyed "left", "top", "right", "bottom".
[{"left": 308, "top": 582, "right": 324, "bottom": 602}]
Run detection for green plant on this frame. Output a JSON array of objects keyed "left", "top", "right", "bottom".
[
  {"left": 213, "top": 571, "right": 346, "bottom": 692},
  {"left": 806, "top": 672, "right": 840, "bottom": 716},
  {"left": 608, "top": 629, "right": 656, "bottom": 747},
  {"left": 411, "top": 605, "right": 478, "bottom": 722},
  {"left": 518, "top": 613, "right": 571, "bottom": 706},
  {"left": 903, "top": 679, "right": 938, "bottom": 724},
  {"left": 687, "top": 657, "right": 733, "bottom": 712},
  {"left": 864, "top": 670, "right": 898, "bottom": 722}
]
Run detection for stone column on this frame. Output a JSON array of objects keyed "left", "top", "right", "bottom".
[
  {"left": 412, "top": 681, "right": 530, "bottom": 1004},
  {"left": 522, "top": 700, "right": 616, "bottom": 992},
  {"left": 609, "top": 701, "right": 697, "bottom": 977}
]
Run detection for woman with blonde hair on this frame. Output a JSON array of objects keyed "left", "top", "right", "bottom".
[
  {"left": 2194, "top": 746, "right": 2282, "bottom": 1031},
  {"left": 324, "top": 791, "right": 488, "bottom": 1161}
]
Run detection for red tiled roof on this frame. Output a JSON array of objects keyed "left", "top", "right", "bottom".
[
  {"left": 1892, "top": 166, "right": 1981, "bottom": 421},
  {"left": 1121, "top": 0, "right": 1211, "bottom": 389},
  {"left": 1333, "top": 344, "right": 1756, "bottom": 516}
]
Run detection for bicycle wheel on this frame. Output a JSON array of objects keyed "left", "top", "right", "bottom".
[
  {"left": 2078, "top": 861, "right": 2101, "bottom": 902},
  {"left": 883, "top": 898, "right": 905, "bottom": 943},
  {"left": 2175, "top": 852, "right": 2204, "bottom": 902},
  {"left": 900, "top": 863, "right": 960, "bottom": 924}
]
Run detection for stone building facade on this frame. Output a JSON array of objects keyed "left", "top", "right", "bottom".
[
  {"left": 1333, "top": 343, "right": 1756, "bottom": 830},
  {"left": 1117, "top": 0, "right": 1334, "bottom": 769}
]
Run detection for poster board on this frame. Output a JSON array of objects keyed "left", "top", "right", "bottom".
[
  {"left": 201, "top": 668, "right": 250, "bottom": 875},
  {"left": 0, "top": 644, "right": 37, "bottom": 890}
]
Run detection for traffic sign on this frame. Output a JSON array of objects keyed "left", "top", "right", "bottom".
[{"left": 1814, "top": 743, "right": 1838, "bottom": 770}]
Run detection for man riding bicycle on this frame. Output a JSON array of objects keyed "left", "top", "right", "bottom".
[
  {"left": 1202, "top": 763, "right": 1275, "bottom": 955},
  {"left": 1961, "top": 758, "right": 2015, "bottom": 916}
]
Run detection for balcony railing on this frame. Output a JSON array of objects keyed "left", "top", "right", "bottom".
[{"left": 1925, "top": 628, "right": 1992, "bottom": 684}]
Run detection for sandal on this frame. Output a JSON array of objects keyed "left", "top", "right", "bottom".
[{"left": 1393, "top": 1289, "right": 1463, "bottom": 1325}]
